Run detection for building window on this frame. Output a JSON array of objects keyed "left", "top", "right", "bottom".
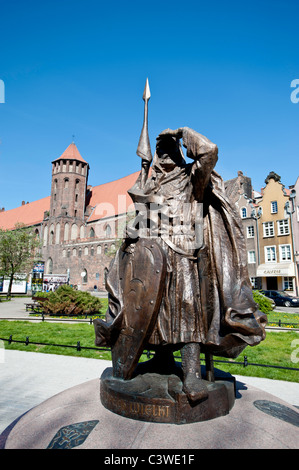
[
  {"left": 240, "top": 207, "right": 247, "bottom": 219},
  {"left": 64, "top": 178, "right": 69, "bottom": 189},
  {"left": 64, "top": 223, "right": 69, "bottom": 241},
  {"left": 49, "top": 224, "right": 54, "bottom": 244},
  {"left": 82, "top": 269, "right": 88, "bottom": 284},
  {"left": 71, "top": 223, "right": 78, "bottom": 240},
  {"left": 67, "top": 249, "right": 70, "bottom": 258},
  {"left": 73, "top": 248, "right": 77, "bottom": 257},
  {"left": 271, "top": 201, "right": 278, "bottom": 214},
  {"left": 247, "top": 226, "right": 255, "bottom": 238},
  {"left": 106, "top": 224, "right": 112, "bottom": 237},
  {"left": 90, "top": 227, "right": 95, "bottom": 238},
  {"left": 78, "top": 248, "right": 82, "bottom": 258},
  {"left": 277, "top": 219, "right": 290, "bottom": 236},
  {"left": 91, "top": 246, "right": 94, "bottom": 256},
  {"left": 279, "top": 244, "right": 292, "bottom": 262},
  {"left": 84, "top": 246, "right": 88, "bottom": 255},
  {"left": 97, "top": 245, "right": 102, "bottom": 255},
  {"left": 265, "top": 246, "right": 276, "bottom": 262},
  {"left": 248, "top": 251, "right": 256, "bottom": 264},
  {"left": 263, "top": 221, "right": 274, "bottom": 237},
  {"left": 283, "top": 277, "right": 294, "bottom": 291},
  {"left": 62, "top": 249, "right": 66, "bottom": 258},
  {"left": 46, "top": 258, "right": 53, "bottom": 274},
  {"left": 43, "top": 225, "right": 48, "bottom": 246},
  {"left": 80, "top": 225, "right": 85, "bottom": 239},
  {"left": 55, "top": 223, "right": 60, "bottom": 244}
]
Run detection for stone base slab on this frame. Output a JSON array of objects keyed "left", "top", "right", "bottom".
[{"left": 100, "top": 367, "right": 235, "bottom": 424}]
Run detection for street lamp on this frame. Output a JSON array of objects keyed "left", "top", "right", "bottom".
[
  {"left": 285, "top": 190, "right": 298, "bottom": 296},
  {"left": 251, "top": 206, "right": 262, "bottom": 266}
]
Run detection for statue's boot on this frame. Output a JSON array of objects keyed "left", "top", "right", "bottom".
[{"left": 181, "top": 343, "right": 208, "bottom": 402}]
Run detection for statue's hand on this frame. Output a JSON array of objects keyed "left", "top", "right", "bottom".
[{"left": 157, "top": 128, "right": 184, "bottom": 140}]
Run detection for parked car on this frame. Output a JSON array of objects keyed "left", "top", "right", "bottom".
[{"left": 261, "top": 290, "right": 299, "bottom": 307}]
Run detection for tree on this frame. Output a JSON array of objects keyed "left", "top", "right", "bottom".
[{"left": 0, "top": 223, "right": 40, "bottom": 298}]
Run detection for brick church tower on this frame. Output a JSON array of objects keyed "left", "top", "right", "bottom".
[
  {"left": 41, "top": 143, "right": 90, "bottom": 274},
  {"left": 50, "top": 142, "right": 89, "bottom": 221}
]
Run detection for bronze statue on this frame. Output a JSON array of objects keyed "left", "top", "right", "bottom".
[{"left": 94, "top": 80, "right": 267, "bottom": 413}]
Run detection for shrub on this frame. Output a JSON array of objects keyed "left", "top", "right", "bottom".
[
  {"left": 252, "top": 290, "right": 274, "bottom": 314},
  {"left": 36, "top": 285, "right": 102, "bottom": 316}
]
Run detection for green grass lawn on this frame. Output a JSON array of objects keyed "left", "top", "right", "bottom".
[
  {"left": 267, "top": 310, "right": 299, "bottom": 327},
  {"left": 0, "top": 318, "right": 298, "bottom": 382}
]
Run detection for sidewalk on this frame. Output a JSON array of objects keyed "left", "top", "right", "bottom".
[{"left": 0, "top": 349, "right": 298, "bottom": 436}]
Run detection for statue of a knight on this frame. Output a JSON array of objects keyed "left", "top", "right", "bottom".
[{"left": 94, "top": 81, "right": 267, "bottom": 403}]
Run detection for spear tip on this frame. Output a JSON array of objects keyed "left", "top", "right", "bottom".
[{"left": 142, "top": 78, "right": 151, "bottom": 101}]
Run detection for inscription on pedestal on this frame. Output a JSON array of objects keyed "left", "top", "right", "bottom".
[
  {"left": 100, "top": 368, "right": 235, "bottom": 424},
  {"left": 101, "top": 385, "right": 174, "bottom": 423}
]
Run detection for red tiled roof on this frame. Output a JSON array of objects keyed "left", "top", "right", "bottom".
[
  {"left": 87, "top": 171, "right": 139, "bottom": 221},
  {"left": 0, "top": 196, "right": 51, "bottom": 231},
  {"left": 52, "top": 143, "right": 88, "bottom": 164},
  {"left": 0, "top": 171, "right": 141, "bottom": 230}
]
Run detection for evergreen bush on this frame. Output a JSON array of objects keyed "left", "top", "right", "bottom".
[
  {"left": 252, "top": 290, "right": 274, "bottom": 314},
  {"left": 35, "top": 285, "right": 102, "bottom": 316}
]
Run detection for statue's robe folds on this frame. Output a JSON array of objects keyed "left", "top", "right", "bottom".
[{"left": 94, "top": 128, "right": 267, "bottom": 369}]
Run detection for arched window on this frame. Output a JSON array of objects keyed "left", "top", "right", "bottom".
[
  {"left": 105, "top": 224, "right": 111, "bottom": 238},
  {"left": 62, "top": 249, "right": 66, "bottom": 258},
  {"left": 84, "top": 246, "right": 88, "bottom": 256},
  {"left": 43, "top": 225, "right": 48, "bottom": 246},
  {"left": 73, "top": 248, "right": 77, "bottom": 257},
  {"left": 80, "top": 225, "right": 85, "bottom": 239},
  {"left": 75, "top": 179, "right": 80, "bottom": 190},
  {"left": 49, "top": 224, "right": 54, "bottom": 244},
  {"left": 54, "top": 179, "right": 57, "bottom": 190},
  {"left": 82, "top": 269, "right": 88, "bottom": 284},
  {"left": 91, "top": 246, "right": 94, "bottom": 256},
  {"left": 97, "top": 245, "right": 102, "bottom": 255},
  {"left": 46, "top": 258, "right": 53, "bottom": 274},
  {"left": 55, "top": 223, "right": 60, "bottom": 244},
  {"left": 89, "top": 227, "right": 95, "bottom": 238},
  {"left": 64, "top": 223, "right": 69, "bottom": 241},
  {"left": 104, "top": 244, "right": 108, "bottom": 254},
  {"left": 240, "top": 207, "right": 247, "bottom": 219},
  {"left": 71, "top": 223, "right": 78, "bottom": 240},
  {"left": 64, "top": 178, "right": 69, "bottom": 189},
  {"left": 78, "top": 248, "right": 82, "bottom": 258}
]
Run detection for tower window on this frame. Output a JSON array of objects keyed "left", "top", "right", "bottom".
[{"left": 64, "top": 178, "right": 69, "bottom": 189}]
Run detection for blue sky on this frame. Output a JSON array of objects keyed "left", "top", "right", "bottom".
[{"left": 0, "top": 0, "right": 298, "bottom": 210}]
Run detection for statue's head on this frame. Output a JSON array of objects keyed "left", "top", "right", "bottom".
[{"left": 155, "top": 135, "right": 184, "bottom": 171}]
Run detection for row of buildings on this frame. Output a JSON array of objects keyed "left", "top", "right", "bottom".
[
  {"left": 0, "top": 142, "right": 298, "bottom": 296},
  {"left": 225, "top": 171, "right": 299, "bottom": 296}
]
